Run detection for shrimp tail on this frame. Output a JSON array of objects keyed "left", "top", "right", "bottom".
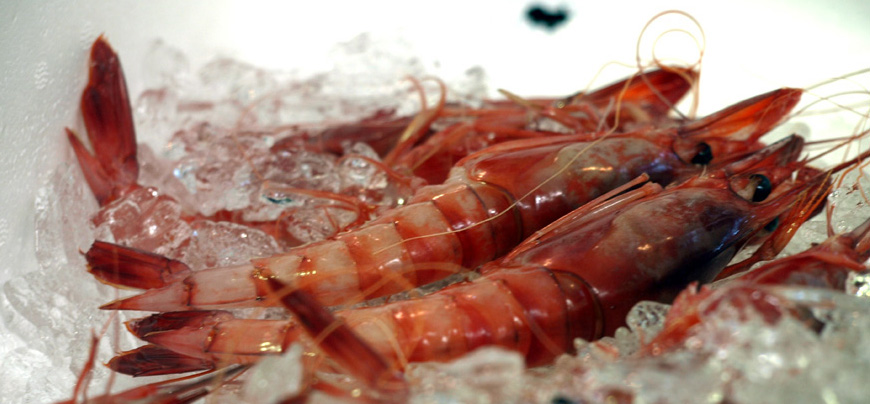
[
  {"left": 127, "top": 310, "right": 234, "bottom": 338},
  {"left": 108, "top": 344, "right": 215, "bottom": 377},
  {"left": 66, "top": 35, "right": 139, "bottom": 206},
  {"left": 263, "top": 277, "right": 408, "bottom": 400},
  {"left": 86, "top": 241, "right": 192, "bottom": 289}
]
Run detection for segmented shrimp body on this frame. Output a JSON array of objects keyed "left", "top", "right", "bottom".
[
  {"left": 70, "top": 38, "right": 698, "bottom": 256},
  {"left": 89, "top": 85, "right": 801, "bottom": 312},
  {"left": 390, "top": 66, "right": 699, "bottom": 184},
  {"left": 68, "top": 37, "right": 391, "bottom": 256},
  {"left": 108, "top": 136, "right": 824, "bottom": 383}
]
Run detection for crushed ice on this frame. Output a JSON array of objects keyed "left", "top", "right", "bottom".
[
  {"left": 15, "top": 35, "right": 870, "bottom": 404},
  {"left": 18, "top": 36, "right": 458, "bottom": 403}
]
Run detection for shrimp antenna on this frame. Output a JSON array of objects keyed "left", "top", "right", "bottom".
[{"left": 636, "top": 10, "right": 706, "bottom": 120}]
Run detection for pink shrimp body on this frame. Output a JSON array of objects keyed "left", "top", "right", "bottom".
[
  {"left": 394, "top": 67, "right": 699, "bottom": 184},
  {"left": 69, "top": 37, "right": 698, "bottom": 253},
  {"left": 90, "top": 87, "right": 802, "bottom": 312},
  {"left": 109, "top": 136, "right": 826, "bottom": 382}
]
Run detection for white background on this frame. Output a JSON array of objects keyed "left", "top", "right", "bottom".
[{"left": 1, "top": 0, "right": 869, "bottom": 401}]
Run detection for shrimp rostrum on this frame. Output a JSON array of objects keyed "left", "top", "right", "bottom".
[
  {"left": 106, "top": 135, "right": 835, "bottom": 401},
  {"left": 85, "top": 83, "right": 802, "bottom": 311}
]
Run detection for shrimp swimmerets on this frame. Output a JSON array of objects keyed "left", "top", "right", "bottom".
[{"left": 84, "top": 79, "right": 801, "bottom": 311}]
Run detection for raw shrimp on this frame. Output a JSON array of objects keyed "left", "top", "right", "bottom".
[
  {"left": 389, "top": 66, "right": 699, "bottom": 184},
  {"left": 105, "top": 136, "right": 832, "bottom": 402},
  {"left": 67, "top": 36, "right": 388, "bottom": 253},
  {"left": 85, "top": 83, "right": 801, "bottom": 311},
  {"left": 524, "top": 191, "right": 870, "bottom": 404},
  {"left": 640, "top": 208, "right": 870, "bottom": 358},
  {"left": 70, "top": 37, "right": 696, "bottom": 255}
]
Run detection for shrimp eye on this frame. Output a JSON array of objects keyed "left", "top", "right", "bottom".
[
  {"left": 750, "top": 174, "right": 772, "bottom": 202},
  {"left": 673, "top": 138, "right": 714, "bottom": 165},
  {"left": 690, "top": 142, "right": 713, "bottom": 165},
  {"left": 730, "top": 173, "right": 773, "bottom": 202},
  {"left": 764, "top": 217, "right": 780, "bottom": 232}
]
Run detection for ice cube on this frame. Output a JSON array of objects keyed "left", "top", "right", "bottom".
[
  {"left": 178, "top": 220, "right": 281, "bottom": 271},
  {"left": 92, "top": 187, "right": 193, "bottom": 255},
  {"left": 407, "top": 347, "right": 525, "bottom": 404},
  {"left": 241, "top": 344, "right": 304, "bottom": 404}
]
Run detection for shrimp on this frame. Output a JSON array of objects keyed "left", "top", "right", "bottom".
[
  {"left": 640, "top": 208, "right": 870, "bottom": 359},
  {"left": 506, "top": 175, "right": 870, "bottom": 404},
  {"left": 389, "top": 66, "right": 699, "bottom": 184},
  {"left": 103, "top": 136, "right": 832, "bottom": 402},
  {"left": 84, "top": 83, "right": 802, "bottom": 311},
  {"left": 67, "top": 36, "right": 390, "bottom": 256},
  {"left": 70, "top": 37, "right": 696, "bottom": 255}
]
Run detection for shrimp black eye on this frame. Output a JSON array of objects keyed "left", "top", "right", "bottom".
[
  {"left": 691, "top": 142, "right": 713, "bottom": 165},
  {"left": 764, "top": 217, "right": 780, "bottom": 232},
  {"left": 750, "top": 174, "right": 772, "bottom": 202}
]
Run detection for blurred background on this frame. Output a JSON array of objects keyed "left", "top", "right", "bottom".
[{"left": 1, "top": 0, "right": 869, "bottom": 401}]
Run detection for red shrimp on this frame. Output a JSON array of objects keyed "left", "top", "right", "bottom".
[
  {"left": 102, "top": 137, "right": 830, "bottom": 402},
  {"left": 70, "top": 37, "right": 696, "bottom": 257},
  {"left": 84, "top": 84, "right": 801, "bottom": 311},
  {"left": 640, "top": 182, "right": 870, "bottom": 357},
  {"left": 390, "top": 66, "right": 699, "bottom": 184},
  {"left": 67, "top": 37, "right": 412, "bottom": 251},
  {"left": 270, "top": 107, "right": 416, "bottom": 157}
]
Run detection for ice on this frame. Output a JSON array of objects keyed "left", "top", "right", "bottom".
[
  {"left": 142, "top": 39, "right": 191, "bottom": 90},
  {"left": 27, "top": 33, "right": 870, "bottom": 404},
  {"left": 253, "top": 146, "right": 342, "bottom": 205},
  {"left": 338, "top": 142, "right": 403, "bottom": 208},
  {"left": 407, "top": 347, "right": 526, "bottom": 404},
  {"left": 178, "top": 220, "right": 281, "bottom": 271},
  {"left": 137, "top": 142, "right": 199, "bottom": 211},
  {"left": 92, "top": 186, "right": 193, "bottom": 255},
  {"left": 168, "top": 125, "right": 264, "bottom": 215},
  {"left": 827, "top": 172, "right": 870, "bottom": 235},
  {"left": 11, "top": 163, "right": 150, "bottom": 402},
  {"left": 846, "top": 270, "right": 870, "bottom": 297},
  {"left": 135, "top": 88, "right": 183, "bottom": 149},
  {"left": 240, "top": 344, "right": 304, "bottom": 404},
  {"left": 767, "top": 170, "right": 870, "bottom": 260},
  {"left": 198, "top": 58, "right": 279, "bottom": 107}
]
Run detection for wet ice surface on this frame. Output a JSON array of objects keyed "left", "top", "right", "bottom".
[{"left": 12, "top": 36, "right": 870, "bottom": 404}]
